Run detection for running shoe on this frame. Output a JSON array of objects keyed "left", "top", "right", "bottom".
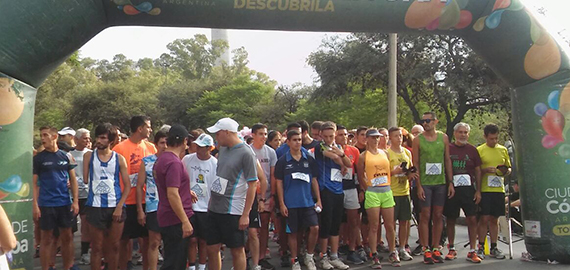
[
  {"left": 489, "top": 248, "right": 506, "bottom": 259},
  {"left": 467, "top": 251, "right": 482, "bottom": 263},
  {"left": 423, "top": 250, "right": 434, "bottom": 265},
  {"left": 399, "top": 249, "right": 413, "bottom": 261},
  {"left": 388, "top": 252, "right": 401, "bottom": 267},
  {"left": 445, "top": 249, "right": 457, "bottom": 260},
  {"left": 370, "top": 255, "right": 382, "bottom": 269},
  {"left": 329, "top": 257, "right": 349, "bottom": 270},
  {"left": 432, "top": 249, "right": 444, "bottom": 263}
]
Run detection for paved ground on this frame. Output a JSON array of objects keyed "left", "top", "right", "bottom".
[{"left": 34, "top": 221, "right": 567, "bottom": 270}]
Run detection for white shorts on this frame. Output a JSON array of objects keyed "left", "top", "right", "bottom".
[{"left": 343, "top": 188, "right": 360, "bottom": 210}]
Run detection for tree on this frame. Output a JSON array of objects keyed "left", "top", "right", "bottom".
[
  {"left": 165, "top": 34, "right": 228, "bottom": 80},
  {"left": 308, "top": 33, "right": 511, "bottom": 138}
]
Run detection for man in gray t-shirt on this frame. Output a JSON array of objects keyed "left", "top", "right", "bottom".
[
  {"left": 206, "top": 118, "right": 258, "bottom": 270},
  {"left": 250, "top": 123, "right": 278, "bottom": 270}
]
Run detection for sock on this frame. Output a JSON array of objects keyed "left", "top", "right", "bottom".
[
  {"left": 448, "top": 244, "right": 455, "bottom": 250},
  {"left": 491, "top": 243, "right": 497, "bottom": 249},
  {"left": 188, "top": 265, "right": 196, "bottom": 270},
  {"left": 198, "top": 264, "right": 206, "bottom": 270},
  {"left": 330, "top": 253, "right": 338, "bottom": 259},
  {"left": 81, "top": 241, "right": 90, "bottom": 255},
  {"left": 320, "top": 253, "right": 327, "bottom": 259},
  {"left": 307, "top": 253, "right": 314, "bottom": 259},
  {"left": 470, "top": 249, "right": 476, "bottom": 252}
]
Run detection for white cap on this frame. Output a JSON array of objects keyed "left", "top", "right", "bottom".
[
  {"left": 58, "top": 127, "right": 76, "bottom": 136},
  {"left": 207, "top": 118, "right": 239, "bottom": 133},
  {"left": 193, "top": 134, "right": 214, "bottom": 147}
]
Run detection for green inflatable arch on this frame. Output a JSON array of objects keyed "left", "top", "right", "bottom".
[{"left": 1, "top": 0, "right": 569, "bottom": 267}]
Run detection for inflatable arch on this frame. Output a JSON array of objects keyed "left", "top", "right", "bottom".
[{"left": 1, "top": 0, "right": 569, "bottom": 267}]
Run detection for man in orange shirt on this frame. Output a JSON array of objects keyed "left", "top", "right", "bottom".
[{"left": 113, "top": 116, "right": 157, "bottom": 270}]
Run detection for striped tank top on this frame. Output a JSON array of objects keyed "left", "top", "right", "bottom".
[{"left": 86, "top": 149, "right": 122, "bottom": 208}]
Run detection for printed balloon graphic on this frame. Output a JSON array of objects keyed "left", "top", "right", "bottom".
[
  {"left": 534, "top": 102, "right": 548, "bottom": 116},
  {"left": 558, "top": 144, "right": 570, "bottom": 159},
  {"left": 405, "top": 0, "right": 472, "bottom": 31},
  {"left": 548, "top": 91, "right": 560, "bottom": 110},
  {"left": 0, "top": 175, "right": 28, "bottom": 200},
  {"left": 542, "top": 135, "right": 562, "bottom": 149},
  {"left": 542, "top": 109, "right": 565, "bottom": 140},
  {"left": 524, "top": 33, "right": 561, "bottom": 80},
  {"left": 473, "top": 0, "right": 525, "bottom": 32},
  {"left": 112, "top": 0, "right": 161, "bottom": 16},
  {"left": 0, "top": 76, "right": 25, "bottom": 125}
]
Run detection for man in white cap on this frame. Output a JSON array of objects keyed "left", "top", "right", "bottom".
[
  {"left": 182, "top": 133, "right": 218, "bottom": 270},
  {"left": 58, "top": 127, "right": 77, "bottom": 148},
  {"left": 206, "top": 118, "right": 258, "bottom": 270}
]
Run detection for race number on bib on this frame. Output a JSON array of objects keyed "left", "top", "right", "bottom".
[
  {"left": 425, "top": 163, "right": 442, "bottom": 175},
  {"left": 487, "top": 175, "right": 503, "bottom": 187},
  {"left": 331, "top": 168, "right": 343, "bottom": 182},
  {"left": 211, "top": 176, "right": 229, "bottom": 195},
  {"left": 191, "top": 183, "right": 207, "bottom": 198},
  {"left": 452, "top": 174, "right": 471, "bottom": 187},
  {"left": 292, "top": 172, "right": 310, "bottom": 183},
  {"left": 371, "top": 176, "right": 388, "bottom": 187},
  {"left": 342, "top": 168, "right": 353, "bottom": 180},
  {"left": 129, "top": 173, "right": 138, "bottom": 187}
]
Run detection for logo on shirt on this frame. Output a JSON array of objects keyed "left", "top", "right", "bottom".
[
  {"left": 197, "top": 174, "right": 205, "bottom": 184},
  {"left": 57, "top": 161, "right": 68, "bottom": 166},
  {"left": 303, "top": 162, "right": 309, "bottom": 168},
  {"left": 259, "top": 158, "right": 269, "bottom": 163},
  {"left": 94, "top": 181, "right": 111, "bottom": 194},
  {"left": 191, "top": 184, "right": 205, "bottom": 198},
  {"left": 42, "top": 162, "right": 54, "bottom": 166},
  {"left": 427, "top": 164, "right": 441, "bottom": 174},
  {"left": 211, "top": 178, "right": 223, "bottom": 194},
  {"left": 286, "top": 164, "right": 293, "bottom": 169}
]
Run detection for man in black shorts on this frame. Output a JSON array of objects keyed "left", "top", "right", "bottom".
[
  {"left": 443, "top": 123, "right": 482, "bottom": 263},
  {"left": 33, "top": 126, "right": 80, "bottom": 270},
  {"left": 206, "top": 118, "right": 259, "bottom": 270},
  {"left": 83, "top": 123, "right": 131, "bottom": 270},
  {"left": 276, "top": 130, "right": 321, "bottom": 270}
]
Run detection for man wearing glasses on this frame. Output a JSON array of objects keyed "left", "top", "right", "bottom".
[
  {"left": 412, "top": 112, "right": 454, "bottom": 264},
  {"left": 476, "top": 124, "right": 511, "bottom": 260}
]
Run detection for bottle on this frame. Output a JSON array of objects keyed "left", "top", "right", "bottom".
[{"left": 314, "top": 204, "right": 322, "bottom": 213}]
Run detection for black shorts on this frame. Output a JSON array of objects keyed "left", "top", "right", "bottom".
[
  {"left": 190, "top": 211, "right": 208, "bottom": 240},
  {"left": 39, "top": 205, "right": 76, "bottom": 231},
  {"left": 78, "top": 199, "right": 88, "bottom": 215},
  {"left": 479, "top": 192, "right": 505, "bottom": 218},
  {"left": 393, "top": 196, "right": 412, "bottom": 221},
  {"left": 206, "top": 211, "right": 245, "bottom": 248},
  {"left": 286, "top": 207, "right": 318, "bottom": 234},
  {"left": 249, "top": 197, "right": 261, "bottom": 229},
  {"left": 444, "top": 186, "right": 477, "bottom": 218},
  {"left": 420, "top": 184, "right": 447, "bottom": 208},
  {"left": 86, "top": 206, "right": 126, "bottom": 230},
  {"left": 146, "top": 211, "right": 161, "bottom": 233},
  {"left": 122, "top": 204, "right": 148, "bottom": 239},
  {"left": 319, "top": 189, "right": 344, "bottom": 239}
]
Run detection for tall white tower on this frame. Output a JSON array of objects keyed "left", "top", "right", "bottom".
[{"left": 211, "top": 29, "right": 230, "bottom": 66}]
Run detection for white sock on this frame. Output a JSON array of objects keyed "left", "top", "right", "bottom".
[
  {"left": 307, "top": 253, "right": 314, "bottom": 259},
  {"left": 199, "top": 264, "right": 206, "bottom": 270},
  {"left": 188, "top": 265, "right": 196, "bottom": 270}
]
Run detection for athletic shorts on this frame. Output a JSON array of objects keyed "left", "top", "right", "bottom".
[
  {"left": 78, "top": 198, "right": 88, "bottom": 215},
  {"left": 122, "top": 204, "right": 148, "bottom": 239},
  {"left": 146, "top": 211, "right": 161, "bottom": 233},
  {"left": 393, "top": 195, "right": 412, "bottom": 221},
  {"left": 419, "top": 184, "right": 447, "bottom": 208},
  {"left": 39, "top": 205, "right": 76, "bottom": 231},
  {"left": 364, "top": 190, "right": 395, "bottom": 209},
  {"left": 343, "top": 188, "right": 360, "bottom": 210},
  {"left": 444, "top": 186, "right": 477, "bottom": 218},
  {"left": 249, "top": 197, "right": 261, "bottom": 229},
  {"left": 319, "top": 189, "right": 344, "bottom": 239},
  {"left": 190, "top": 211, "right": 208, "bottom": 240},
  {"left": 479, "top": 192, "right": 505, "bottom": 218},
  {"left": 86, "top": 206, "right": 126, "bottom": 230},
  {"left": 206, "top": 211, "right": 245, "bottom": 248},
  {"left": 285, "top": 207, "right": 318, "bottom": 234}
]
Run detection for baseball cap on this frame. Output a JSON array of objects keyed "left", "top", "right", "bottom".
[
  {"left": 366, "top": 129, "right": 383, "bottom": 137},
  {"left": 58, "top": 127, "right": 75, "bottom": 136},
  {"left": 193, "top": 133, "right": 214, "bottom": 147},
  {"left": 207, "top": 118, "right": 239, "bottom": 133},
  {"left": 168, "top": 124, "right": 189, "bottom": 140}
]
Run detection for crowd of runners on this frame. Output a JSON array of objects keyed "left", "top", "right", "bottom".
[{"left": 32, "top": 112, "right": 515, "bottom": 270}]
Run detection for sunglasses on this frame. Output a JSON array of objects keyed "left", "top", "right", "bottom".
[{"left": 418, "top": 119, "right": 435, "bottom": 124}]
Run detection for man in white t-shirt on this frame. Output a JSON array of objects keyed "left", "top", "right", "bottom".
[
  {"left": 182, "top": 134, "right": 218, "bottom": 270},
  {"left": 69, "top": 128, "right": 92, "bottom": 265}
]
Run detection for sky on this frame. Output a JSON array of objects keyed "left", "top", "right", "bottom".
[{"left": 79, "top": 0, "right": 569, "bottom": 86}]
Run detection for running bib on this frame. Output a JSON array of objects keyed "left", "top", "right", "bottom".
[
  {"left": 146, "top": 183, "right": 157, "bottom": 194},
  {"left": 371, "top": 176, "right": 388, "bottom": 187},
  {"left": 129, "top": 173, "right": 138, "bottom": 187},
  {"left": 92, "top": 179, "right": 114, "bottom": 195},
  {"left": 452, "top": 174, "right": 471, "bottom": 187},
  {"left": 342, "top": 168, "right": 353, "bottom": 180},
  {"left": 292, "top": 172, "right": 310, "bottom": 183},
  {"left": 191, "top": 183, "right": 208, "bottom": 198},
  {"left": 425, "top": 163, "right": 442, "bottom": 175},
  {"left": 487, "top": 175, "right": 503, "bottom": 187},
  {"left": 211, "top": 176, "right": 229, "bottom": 194},
  {"left": 331, "top": 168, "right": 343, "bottom": 182}
]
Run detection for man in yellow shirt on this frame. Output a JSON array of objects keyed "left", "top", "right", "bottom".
[{"left": 476, "top": 124, "right": 511, "bottom": 260}]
